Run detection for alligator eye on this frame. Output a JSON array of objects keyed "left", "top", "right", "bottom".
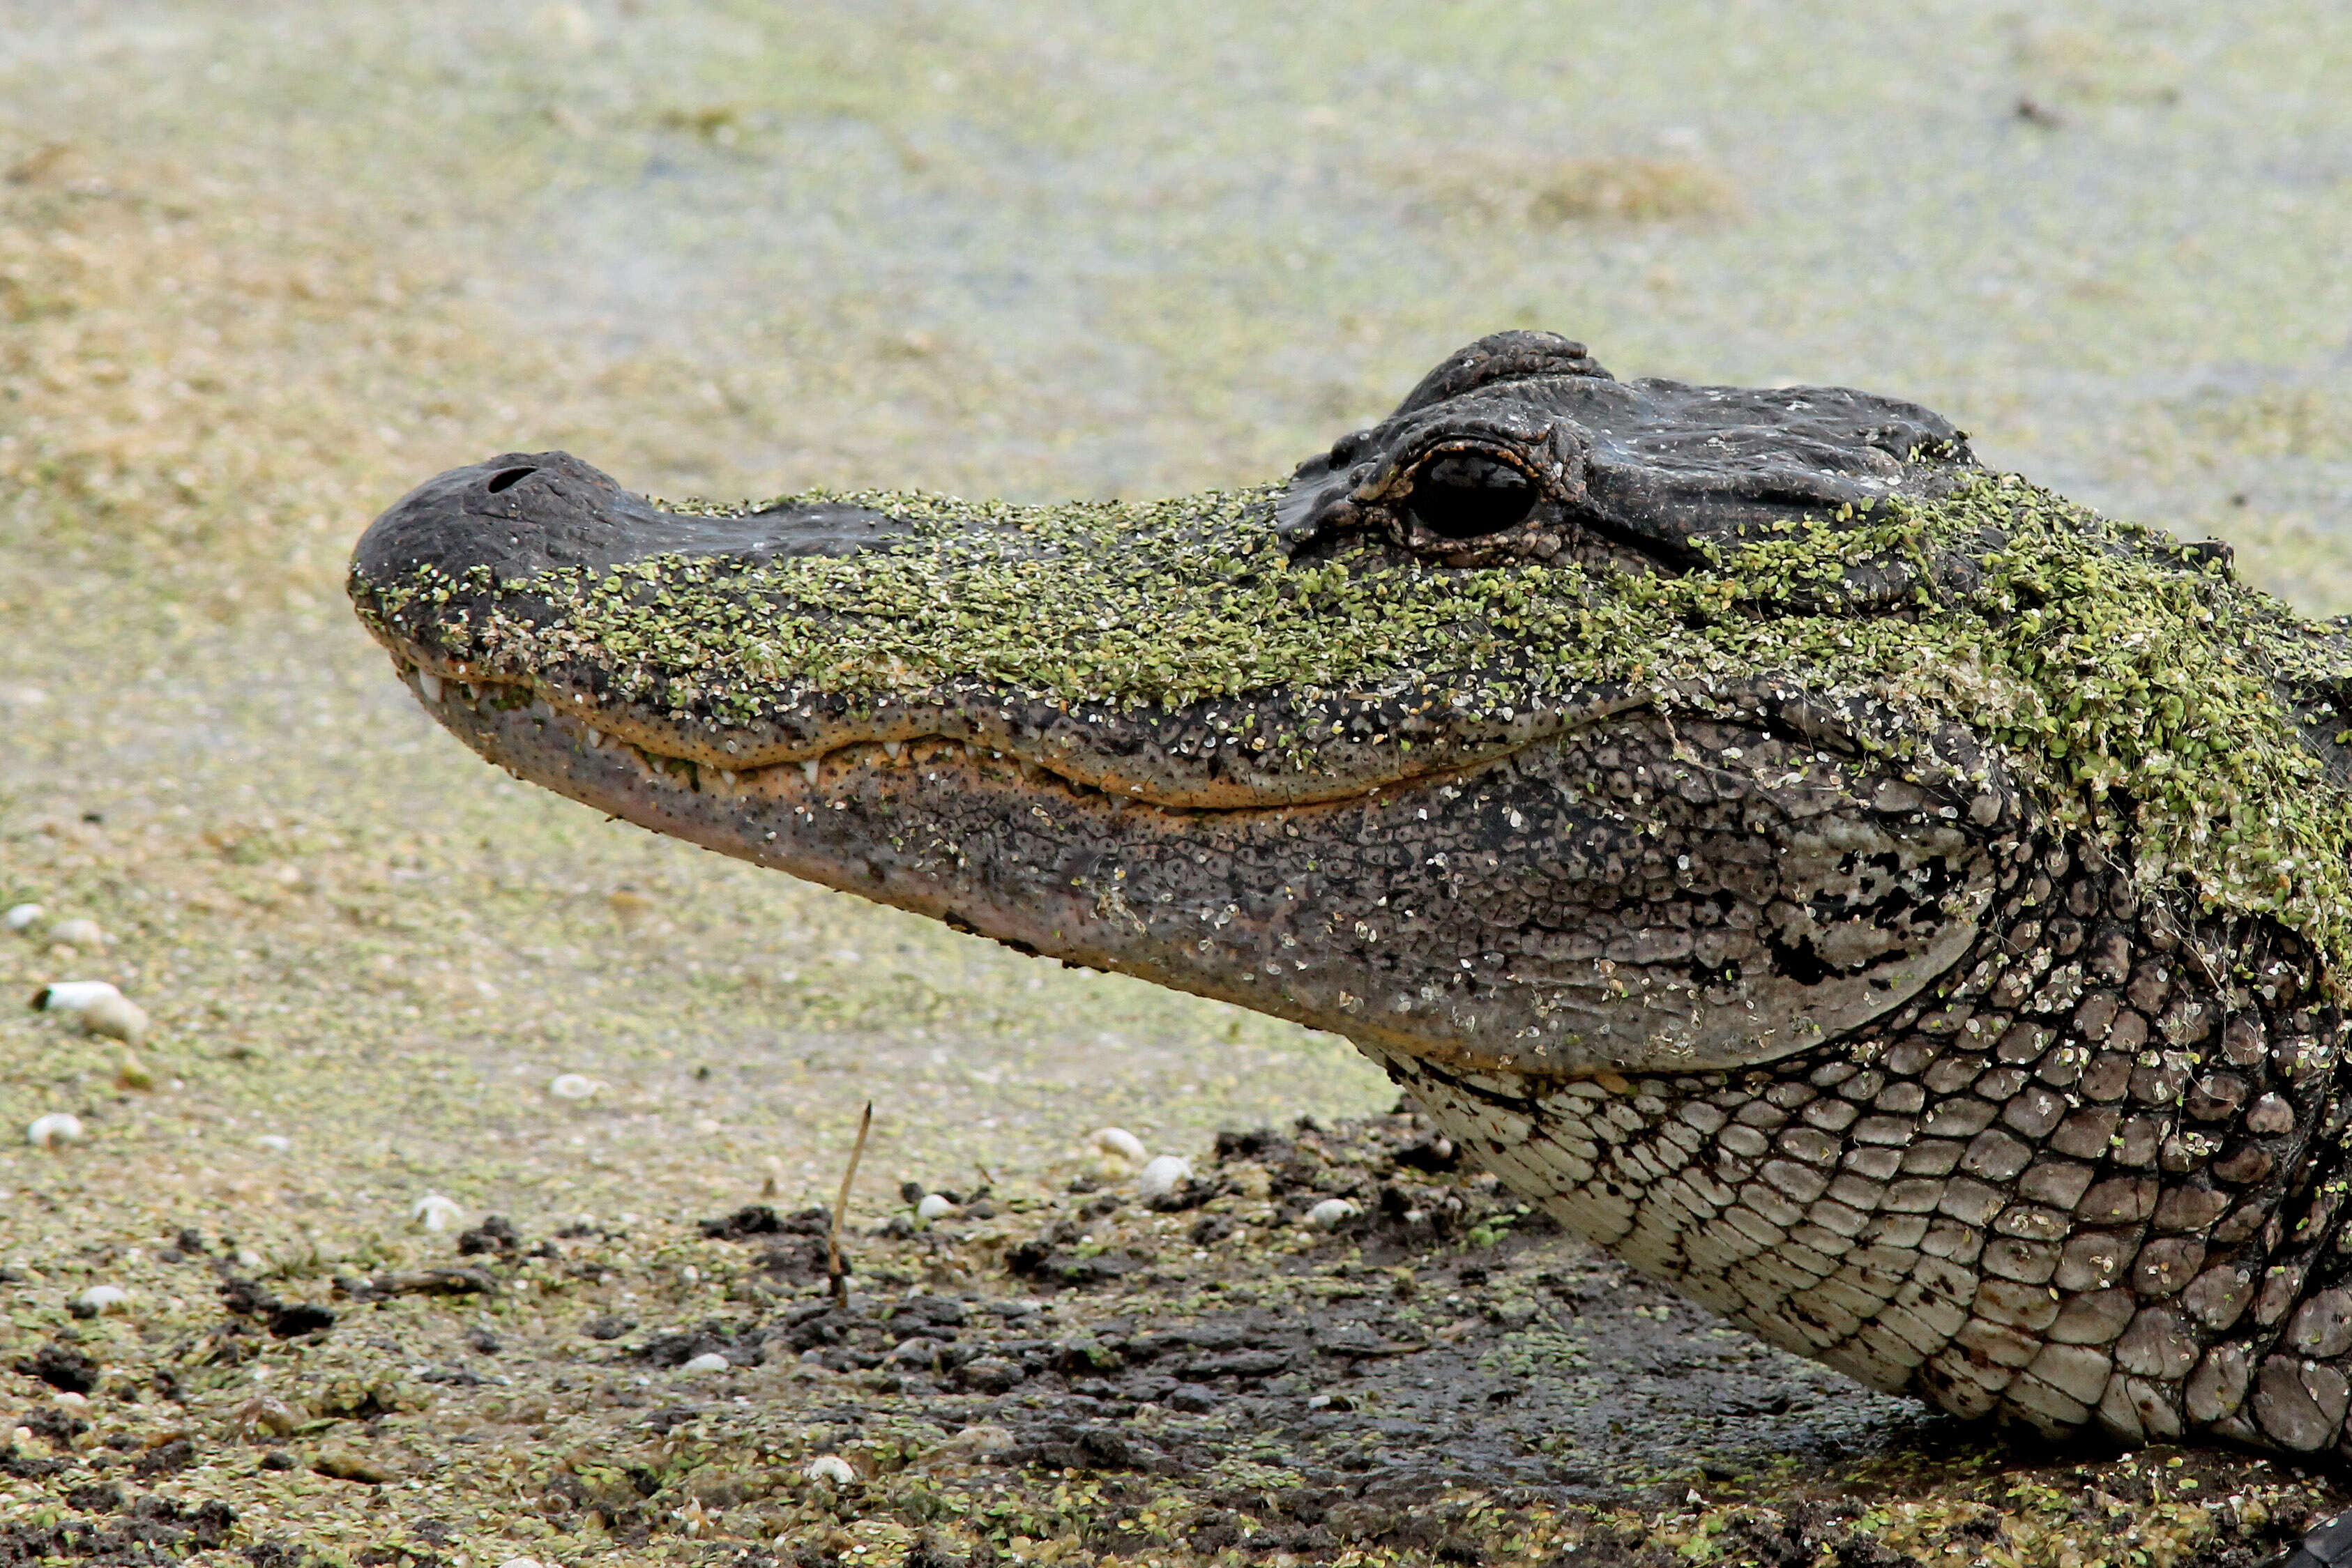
[
  {"left": 1403, "top": 451, "right": 1539, "bottom": 539},
  {"left": 485, "top": 466, "right": 538, "bottom": 494}
]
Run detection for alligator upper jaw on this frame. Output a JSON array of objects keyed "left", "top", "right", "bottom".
[
  {"left": 353, "top": 451, "right": 2008, "bottom": 1080},
  {"left": 347, "top": 449, "right": 1641, "bottom": 812}
]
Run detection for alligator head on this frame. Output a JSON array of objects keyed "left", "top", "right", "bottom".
[
  {"left": 349, "top": 333, "right": 2020, "bottom": 1078},
  {"left": 353, "top": 332, "right": 2352, "bottom": 1445}
]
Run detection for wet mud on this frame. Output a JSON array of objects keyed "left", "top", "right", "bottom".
[{"left": 3, "top": 1111, "right": 2344, "bottom": 1564}]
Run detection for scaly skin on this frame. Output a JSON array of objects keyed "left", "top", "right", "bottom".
[{"left": 349, "top": 331, "right": 2352, "bottom": 1456}]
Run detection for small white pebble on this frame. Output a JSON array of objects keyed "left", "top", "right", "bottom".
[
  {"left": 53, "top": 1392, "right": 88, "bottom": 1409},
  {"left": 548, "top": 1072, "right": 602, "bottom": 1101},
  {"left": 46, "top": 918, "right": 105, "bottom": 950},
  {"left": 26, "top": 1113, "right": 84, "bottom": 1150},
  {"left": 7, "top": 1425, "right": 29, "bottom": 1447},
  {"left": 254, "top": 1134, "right": 291, "bottom": 1153},
  {"left": 805, "top": 1453, "right": 856, "bottom": 1486},
  {"left": 3, "top": 903, "right": 42, "bottom": 932},
  {"left": 930, "top": 1422, "right": 1016, "bottom": 1462},
  {"left": 496, "top": 1560, "right": 547, "bottom": 1568},
  {"left": 1306, "top": 1198, "right": 1359, "bottom": 1228},
  {"left": 1137, "top": 1155, "right": 1192, "bottom": 1201},
  {"left": 1088, "top": 1127, "right": 1146, "bottom": 1163},
  {"left": 77, "top": 1284, "right": 131, "bottom": 1314},
  {"left": 679, "top": 1351, "right": 730, "bottom": 1374},
  {"left": 29, "top": 980, "right": 122, "bottom": 1014},
  {"left": 236, "top": 1394, "right": 298, "bottom": 1437},
  {"left": 915, "top": 1193, "right": 957, "bottom": 1221},
  {"left": 236, "top": 1249, "right": 264, "bottom": 1269},
  {"left": 411, "top": 1194, "right": 463, "bottom": 1231}
]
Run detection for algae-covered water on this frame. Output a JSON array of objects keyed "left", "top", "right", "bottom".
[{"left": 3, "top": 2, "right": 2351, "bottom": 1562}]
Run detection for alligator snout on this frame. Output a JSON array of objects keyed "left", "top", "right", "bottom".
[{"left": 351, "top": 450, "right": 913, "bottom": 591}]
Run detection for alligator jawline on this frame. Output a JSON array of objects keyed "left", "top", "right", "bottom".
[{"left": 392, "top": 655, "right": 1656, "bottom": 814}]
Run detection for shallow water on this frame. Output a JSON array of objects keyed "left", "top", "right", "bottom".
[{"left": 13, "top": 2, "right": 2348, "bottom": 516}]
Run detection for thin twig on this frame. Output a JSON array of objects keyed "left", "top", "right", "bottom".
[{"left": 828, "top": 1102, "right": 873, "bottom": 1306}]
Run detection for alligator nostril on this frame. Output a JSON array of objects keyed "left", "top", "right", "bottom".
[
  {"left": 1404, "top": 451, "right": 1538, "bottom": 540},
  {"left": 485, "top": 466, "right": 538, "bottom": 494}
]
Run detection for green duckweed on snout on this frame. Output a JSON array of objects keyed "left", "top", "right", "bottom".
[{"left": 363, "top": 470, "right": 2352, "bottom": 997}]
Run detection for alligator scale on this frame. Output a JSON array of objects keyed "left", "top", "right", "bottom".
[{"left": 351, "top": 332, "right": 2352, "bottom": 1457}]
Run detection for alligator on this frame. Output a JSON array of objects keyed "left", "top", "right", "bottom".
[{"left": 350, "top": 330, "right": 2352, "bottom": 1470}]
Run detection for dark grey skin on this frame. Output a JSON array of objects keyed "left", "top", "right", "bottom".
[{"left": 350, "top": 333, "right": 2352, "bottom": 1500}]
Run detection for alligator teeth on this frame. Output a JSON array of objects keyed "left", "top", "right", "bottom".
[
  {"left": 881, "top": 740, "right": 902, "bottom": 760},
  {"left": 416, "top": 671, "right": 443, "bottom": 704},
  {"left": 801, "top": 760, "right": 820, "bottom": 784},
  {"left": 584, "top": 729, "right": 603, "bottom": 750},
  {"left": 719, "top": 769, "right": 737, "bottom": 786}
]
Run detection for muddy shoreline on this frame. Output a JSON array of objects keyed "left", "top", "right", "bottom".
[{"left": 3, "top": 1109, "right": 2343, "bottom": 1564}]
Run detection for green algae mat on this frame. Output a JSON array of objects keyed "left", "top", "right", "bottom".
[{"left": 5, "top": 2, "right": 2352, "bottom": 1562}]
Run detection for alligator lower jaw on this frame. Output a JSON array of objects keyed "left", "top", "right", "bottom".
[
  {"left": 392, "top": 657, "right": 1618, "bottom": 1077},
  {"left": 388, "top": 653, "right": 1987, "bottom": 1085}
]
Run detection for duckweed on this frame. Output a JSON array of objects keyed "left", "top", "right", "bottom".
[{"left": 363, "top": 469, "right": 2352, "bottom": 998}]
